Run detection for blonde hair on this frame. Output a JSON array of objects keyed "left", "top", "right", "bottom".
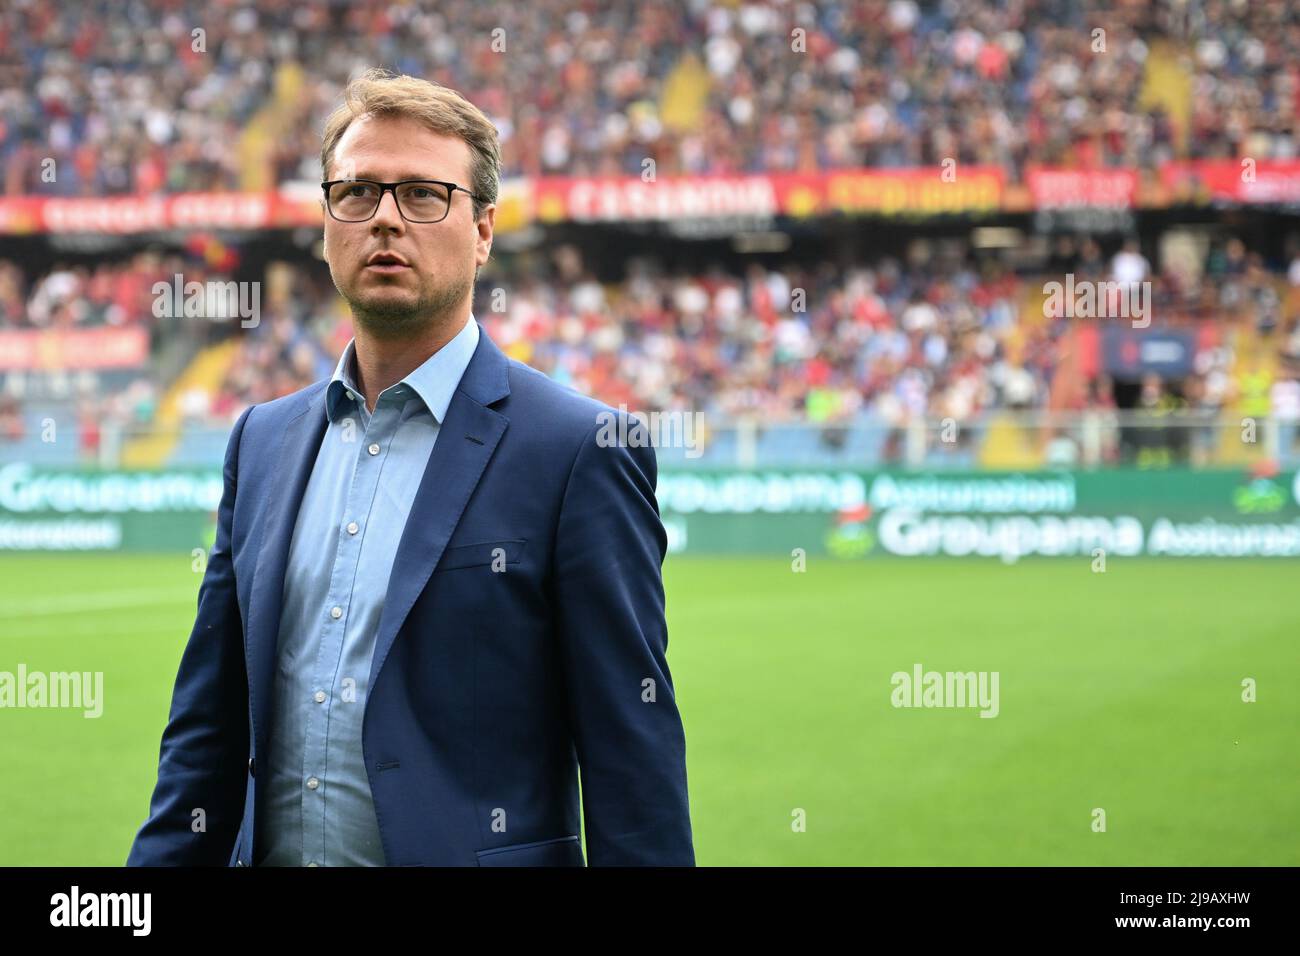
[{"left": 321, "top": 68, "right": 500, "bottom": 221}]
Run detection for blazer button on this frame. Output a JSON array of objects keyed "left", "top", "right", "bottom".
[{"left": 248, "top": 757, "right": 255, "bottom": 777}]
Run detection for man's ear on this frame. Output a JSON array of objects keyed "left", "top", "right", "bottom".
[{"left": 475, "top": 203, "right": 496, "bottom": 267}]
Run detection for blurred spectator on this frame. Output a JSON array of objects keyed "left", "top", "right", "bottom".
[{"left": 3, "top": 0, "right": 1298, "bottom": 194}]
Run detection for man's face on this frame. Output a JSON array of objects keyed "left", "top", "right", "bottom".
[{"left": 323, "top": 113, "right": 494, "bottom": 338}]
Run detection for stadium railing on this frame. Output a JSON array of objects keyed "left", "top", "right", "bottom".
[{"left": 4, "top": 411, "right": 1294, "bottom": 472}]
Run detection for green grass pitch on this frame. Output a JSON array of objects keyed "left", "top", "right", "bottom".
[{"left": 0, "top": 553, "right": 1295, "bottom": 865}]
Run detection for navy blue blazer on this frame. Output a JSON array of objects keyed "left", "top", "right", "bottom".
[{"left": 126, "top": 321, "right": 694, "bottom": 866}]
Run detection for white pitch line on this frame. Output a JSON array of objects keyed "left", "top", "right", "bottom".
[{"left": 0, "top": 588, "right": 198, "bottom": 621}]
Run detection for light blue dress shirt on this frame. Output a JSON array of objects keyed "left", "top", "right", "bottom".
[{"left": 258, "top": 314, "right": 480, "bottom": 866}]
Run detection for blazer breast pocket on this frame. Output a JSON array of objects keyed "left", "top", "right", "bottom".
[
  {"left": 434, "top": 538, "right": 526, "bottom": 572},
  {"left": 475, "top": 834, "right": 584, "bottom": 867}
]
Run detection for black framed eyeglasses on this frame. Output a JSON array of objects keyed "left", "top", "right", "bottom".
[{"left": 321, "top": 178, "right": 483, "bottom": 223}]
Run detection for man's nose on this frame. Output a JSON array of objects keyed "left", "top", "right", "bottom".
[{"left": 370, "top": 189, "right": 406, "bottom": 234}]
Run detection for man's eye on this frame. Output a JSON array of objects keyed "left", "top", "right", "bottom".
[
  {"left": 407, "top": 187, "right": 434, "bottom": 199},
  {"left": 346, "top": 184, "right": 375, "bottom": 197}
]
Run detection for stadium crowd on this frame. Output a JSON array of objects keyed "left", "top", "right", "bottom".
[
  {"left": 2, "top": 0, "right": 1298, "bottom": 458},
  {"left": 187, "top": 238, "right": 1300, "bottom": 442},
  {"left": 2, "top": 0, "right": 1298, "bottom": 194},
  {"left": 3, "top": 235, "right": 1300, "bottom": 441}
]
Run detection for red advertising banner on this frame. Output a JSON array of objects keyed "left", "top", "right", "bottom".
[
  {"left": 1160, "top": 160, "right": 1300, "bottom": 205},
  {"left": 534, "top": 174, "right": 780, "bottom": 222},
  {"left": 0, "top": 192, "right": 323, "bottom": 235},
  {"left": 533, "top": 166, "right": 1006, "bottom": 222},
  {"left": 2, "top": 161, "right": 1298, "bottom": 235},
  {"left": 0, "top": 327, "right": 151, "bottom": 370},
  {"left": 1025, "top": 167, "right": 1138, "bottom": 209}
]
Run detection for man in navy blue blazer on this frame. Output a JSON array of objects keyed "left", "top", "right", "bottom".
[{"left": 126, "top": 70, "right": 693, "bottom": 867}]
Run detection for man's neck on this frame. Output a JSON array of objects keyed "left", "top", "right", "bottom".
[{"left": 350, "top": 312, "right": 470, "bottom": 414}]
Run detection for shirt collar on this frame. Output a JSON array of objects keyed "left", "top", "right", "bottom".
[{"left": 325, "top": 314, "right": 480, "bottom": 424}]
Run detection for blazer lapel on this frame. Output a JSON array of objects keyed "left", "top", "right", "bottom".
[
  {"left": 243, "top": 322, "right": 512, "bottom": 751},
  {"left": 366, "top": 324, "right": 512, "bottom": 693},
  {"left": 246, "top": 385, "right": 328, "bottom": 755}
]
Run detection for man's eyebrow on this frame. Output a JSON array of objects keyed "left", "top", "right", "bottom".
[{"left": 338, "top": 172, "right": 448, "bottom": 181}]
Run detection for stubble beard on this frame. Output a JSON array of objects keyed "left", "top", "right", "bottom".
[{"left": 337, "top": 266, "right": 474, "bottom": 341}]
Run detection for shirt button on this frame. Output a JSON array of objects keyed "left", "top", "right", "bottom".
[
  {"left": 330, "top": 606, "right": 342, "bottom": 619},
  {"left": 306, "top": 777, "right": 320, "bottom": 790},
  {"left": 346, "top": 521, "right": 359, "bottom": 535},
  {"left": 314, "top": 690, "right": 326, "bottom": 703},
  {"left": 346, "top": 390, "right": 355, "bottom": 401},
  {"left": 368, "top": 442, "right": 380, "bottom": 455}
]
